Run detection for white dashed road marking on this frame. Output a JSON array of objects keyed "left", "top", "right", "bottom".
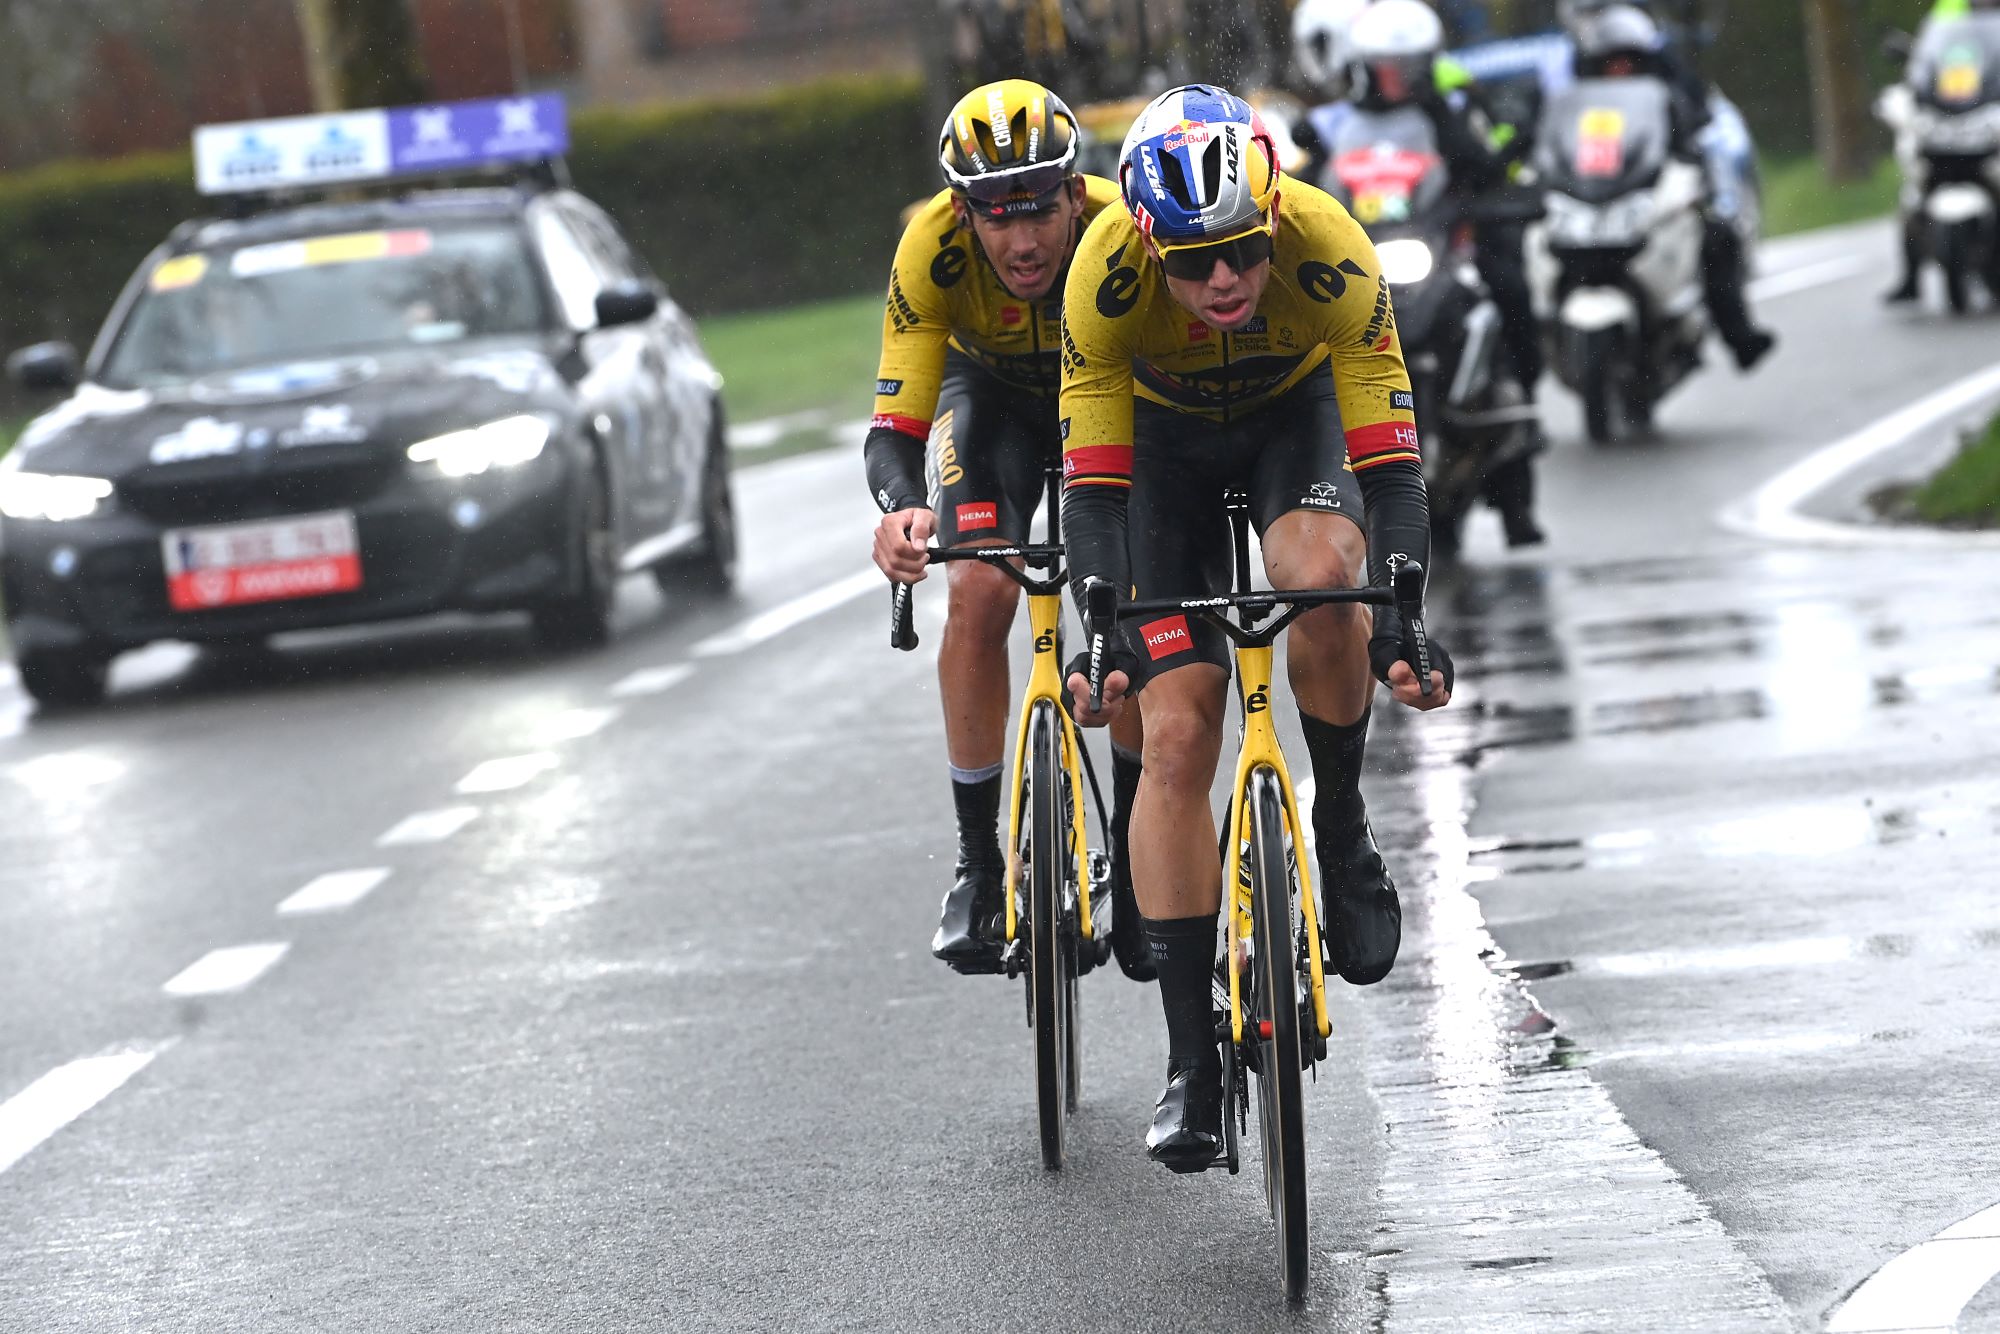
[
  {"left": 162, "top": 943, "right": 291, "bottom": 997},
  {"left": 1745, "top": 253, "right": 1869, "bottom": 302},
  {"left": 543, "top": 706, "right": 620, "bottom": 741},
  {"left": 456, "top": 752, "right": 559, "bottom": 794},
  {"left": 377, "top": 806, "right": 479, "bottom": 846},
  {"left": 277, "top": 867, "right": 392, "bottom": 916},
  {"left": 1830, "top": 1201, "right": 2000, "bottom": 1332},
  {"left": 0, "top": 1041, "right": 175, "bottom": 1176},
  {"left": 692, "top": 570, "right": 880, "bottom": 657},
  {"left": 610, "top": 663, "right": 696, "bottom": 697}
]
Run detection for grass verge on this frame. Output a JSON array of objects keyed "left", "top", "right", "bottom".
[
  {"left": 1, "top": 414, "right": 26, "bottom": 457},
  {"left": 701, "top": 291, "right": 881, "bottom": 429},
  {"left": 1901, "top": 412, "right": 2000, "bottom": 527},
  {"left": 1761, "top": 152, "right": 1901, "bottom": 237}
]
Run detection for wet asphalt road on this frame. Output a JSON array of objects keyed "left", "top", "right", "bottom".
[{"left": 3, "top": 218, "right": 2000, "bottom": 1330}]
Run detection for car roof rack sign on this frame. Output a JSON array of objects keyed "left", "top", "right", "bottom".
[{"left": 193, "top": 93, "right": 571, "bottom": 200}]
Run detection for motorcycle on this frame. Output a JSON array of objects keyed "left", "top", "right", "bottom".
[
  {"left": 1528, "top": 76, "right": 1707, "bottom": 444},
  {"left": 1878, "top": 12, "right": 2000, "bottom": 314},
  {"left": 1319, "top": 105, "right": 1539, "bottom": 554}
]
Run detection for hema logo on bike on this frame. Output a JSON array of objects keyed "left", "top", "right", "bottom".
[
  {"left": 1140, "top": 615, "right": 1194, "bottom": 659},
  {"left": 956, "top": 501, "right": 998, "bottom": 531}
]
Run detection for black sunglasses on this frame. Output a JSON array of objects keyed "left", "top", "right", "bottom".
[{"left": 1159, "top": 230, "right": 1274, "bottom": 282}]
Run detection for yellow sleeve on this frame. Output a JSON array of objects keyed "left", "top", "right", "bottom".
[
  {"left": 1296, "top": 199, "right": 1421, "bottom": 473},
  {"left": 871, "top": 194, "right": 962, "bottom": 441},
  {"left": 1059, "top": 214, "right": 1144, "bottom": 490}
]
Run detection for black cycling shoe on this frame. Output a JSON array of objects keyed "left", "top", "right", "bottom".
[
  {"left": 1319, "top": 822, "right": 1403, "bottom": 986},
  {"left": 1108, "top": 864, "right": 1158, "bottom": 982},
  {"left": 930, "top": 861, "right": 1004, "bottom": 974},
  {"left": 1884, "top": 276, "right": 1920, "bottom": 305},
  {"left": 1146, "top": 1056, "right": 1224, "bottom": 1173},
  {"left": 1729, "top": 328, "right": 1777, "bottom": 372}
]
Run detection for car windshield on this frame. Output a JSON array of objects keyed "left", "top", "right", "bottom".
[{"left": 99, "top": 222, "right": 548, "bottom": 387}]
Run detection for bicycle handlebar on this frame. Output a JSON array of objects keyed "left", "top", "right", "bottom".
[{"left": 887, "top": 544, "right": 1069, "bottom": 653}]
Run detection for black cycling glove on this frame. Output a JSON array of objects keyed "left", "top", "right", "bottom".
[{"left": 1369, "top": 626, "right": 1456, "bottom": 693}]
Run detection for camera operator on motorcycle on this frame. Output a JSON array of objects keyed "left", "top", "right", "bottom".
[
  {"left": 1883, "top": 0, "right": 2000, "bottom": 303},
  {"left": 1568, "top": 3, "right": 1777, "bottom": 369},
  {"left": 866, "top": 79, "right": 1155, "bottom": 983},
  {"left": 1342, "top": 0, "right": 1548, "bottom": 548}
]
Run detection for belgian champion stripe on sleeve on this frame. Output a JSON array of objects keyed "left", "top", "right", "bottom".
[
  {"left": 1061, "top": 444, "right": 1134, "bottom": 490},
  {"left": 871, "top": 412, "right": 932, "bottom": 441},
  {"left": 1345, "top": 420, "right": 1421, "bottom": 471}
]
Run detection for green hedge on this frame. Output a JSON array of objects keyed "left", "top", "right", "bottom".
[{"left": 0, "top": 74, "right": 930, "bottom": 379}]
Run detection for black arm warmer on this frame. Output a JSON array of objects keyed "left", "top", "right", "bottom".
[
  {"left": 862, "top": 426, "right": 928, "bottom": 514},
  {"left": 1354, "top": 456, "right": 1430, "bottom": 650},
  {"left": 1061, "top": 482, "right": 1132, "bottom": 607}
]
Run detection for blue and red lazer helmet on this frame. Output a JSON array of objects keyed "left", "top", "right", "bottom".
[{"left": 1118, "top": 85, "right": 1281, "bottom": 254}]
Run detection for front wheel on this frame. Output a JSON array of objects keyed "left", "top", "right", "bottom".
[
  {"left": 532, "top": 457, "right": 618, "bottom": 649},
  {"left": 1248, "top": 769, "right": 1309, "bottom": 1302},
  {"left": 1026, "top": 699, "right": 1075, "bottom": 1170}
]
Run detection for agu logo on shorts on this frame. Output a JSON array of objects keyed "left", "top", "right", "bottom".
[
  {"left": 1140, "top": 615, "right": 1194, "bottom": 660},
  {"left": 956, "top": 501, "right": 998, "bottom": 531}
]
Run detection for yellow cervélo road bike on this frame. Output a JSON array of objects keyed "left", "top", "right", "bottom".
[
  {"left": 1079, "top": 492, "right": 1433, "bottom": 1303},
  {"left": 888, "top": 467, "right": 1113, "bottom": 1171}
]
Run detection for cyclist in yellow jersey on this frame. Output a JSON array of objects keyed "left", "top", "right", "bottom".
[
  {"left": 866, "top": 79, "right": 1154, "bottom": 982},
  {"left": 1058, "top": 84, "right": 1455, "bottom": 1171}
]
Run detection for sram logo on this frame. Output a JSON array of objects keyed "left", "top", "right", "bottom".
[
  {"left": 956, "top": 501, "right": 998, "bottom": 531},
  {"left": 1140, "top": 614, "right": 1193, "bottom": 660}
]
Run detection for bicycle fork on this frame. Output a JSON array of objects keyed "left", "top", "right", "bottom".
[
  {"left": 1003, "top": 588, "right": 1096, "bottom": 945},
  {"left": 1223, "top": 643, "right": 1332, "bottom": 1046}
]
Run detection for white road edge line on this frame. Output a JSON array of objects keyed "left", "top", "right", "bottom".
[
  {"left": 1830, "top": 1201, "right": 2000, "bottom": 1332},
  {"left": 278, "top": 867, "right": 392, "bottom": 916},
  {"left": 1745, "top": 253, "right": 1869, "bottom": 302},
  {"left": 545, "top": 706, "right": 620, "bottom": 740},
  {"left": 692, "top": 569, "right": 881, "bottom": 657},
  {"left": 377, "top": 806, "right": 480, "bottom": 846},
  {"left": 1720, "top": 362, "right": 2000, "bottom": 547},
  {"left": 456, "top": 752, "right": 560, "bottom": 795},
  {"left": 610, "top": 663, "right": 696, "bottom": 698},
  {"left": 161, "top": 943, "right": 290, "bottom": 997},
  {"left": 0, "top": 1041, "right": 177, "bottom": 1176}
]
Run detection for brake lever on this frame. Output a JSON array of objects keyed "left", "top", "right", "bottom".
[
  {"left": 1082, "top": 577, "right": 1117, "bottom": 714},
  {"left": 1392, "top": 558, "right": 1433, "bottom": 697}
]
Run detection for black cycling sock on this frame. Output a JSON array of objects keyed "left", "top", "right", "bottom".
[
  {"left": 1300, "top": 709, "right": 1369, "bottom": 847},
  {"left": 951, "top": 768, "right": 1003, "bottom": 869},
  {"left": 1110, "top": 744, "right": 1142, "bottom": 897},
  {"left": 1144, "top": 913, "right": 1221, "bottom": 1068}
]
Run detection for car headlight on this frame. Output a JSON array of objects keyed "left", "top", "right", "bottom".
[
  {"left": 406, "top": 415, "right": 552, "bottom": 477},
  {"left": 0, "top": 468, "right": 115, "bottom": 521},
  {"left": 1375, "top": 238, "right": 1435, "bottom": 287}
]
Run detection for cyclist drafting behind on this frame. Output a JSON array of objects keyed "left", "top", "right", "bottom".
[
  {"left": 866, "top": 79, "right": 1154, "bottom": 982},
  {"left": 1059, "top": 85, "right": 1454, "bottom": 1171}
]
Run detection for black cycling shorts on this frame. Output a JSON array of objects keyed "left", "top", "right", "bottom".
[
  {"left": 1126, "top": 371, "right": 1365, "bottom": 678},
  {"left": 925, "top": 350, "right": 1060, "bottom": 547}
]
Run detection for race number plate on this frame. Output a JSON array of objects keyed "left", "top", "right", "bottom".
[{"left": 162, "top": 510, "right": 362, "bottom": 610}]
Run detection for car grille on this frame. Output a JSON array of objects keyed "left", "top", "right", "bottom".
[{"left": 117, "top": 452, "right": 401, "bottom": 527}]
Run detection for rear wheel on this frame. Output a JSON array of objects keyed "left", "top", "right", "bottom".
[
  {"left": 15, "top": 646, "right": 110, "bottom": 709},
  {"left": 1941, "top": 225, "right": 1976, "bottom": 315},
  {"left": 533, "top": 457, "right": 617, "bottom": 650},
  {"left": 1581, "top": 364, "right": 1626, "bottom": 445},
  {"left": 1027, "top": 700, "right": 1074, "bottom": 1170},
  {"left": 1248, "top": 769, "right": 1309, "bottom": 1303}
]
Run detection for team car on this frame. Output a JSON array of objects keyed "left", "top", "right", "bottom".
[{"left": 1, "top": 95, "right": 735, "bottom": 708}]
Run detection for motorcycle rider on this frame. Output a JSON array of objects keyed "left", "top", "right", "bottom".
[
  {"left": 866, "top": 79, "right": 1154, "bottom": 981},
  {"left": 1346, "top": 0, "right": 1547, "bottom": 549},
  {"left": 1884, "top": 0, "right": 2000, "bottom": 303},
  {"left": 1571, "top": 3, "right": 1777, "bottom": 369}
]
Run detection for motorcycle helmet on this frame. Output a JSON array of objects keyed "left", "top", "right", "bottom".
[
  {"left": 1292, "top": 0, "right": 1371, "bottom": 100},
  {"left": 1348, "top": 0, "right": 1446, "bottom": 109},
  {"left": 1573, "top": 4, "right": 1667, "bottom": 80},
  {"left": 938, "top": 79, "right": 1082, "bottom": 218},
  {"left": 1557, "top": 0, "right": 1653, "bottom": 33}
]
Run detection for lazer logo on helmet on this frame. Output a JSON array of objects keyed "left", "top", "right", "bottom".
[
  {"left": 1140, "top": 615, "right": 1194, "bottom": 660},
  {"left": 956, "top": 501, "right": 998, "bottom": 531}
]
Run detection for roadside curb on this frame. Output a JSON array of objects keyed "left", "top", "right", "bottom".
[{"left": 1719, "top": 362, "right": 2000, "bottom": 549}]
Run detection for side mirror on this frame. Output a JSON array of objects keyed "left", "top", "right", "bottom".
[
  {"left": 6, "top": 342, "right": 80, "bottom": 393},
  {"left": 1882, "top": 28, "right": 1915, "bottom": 62},
  {"left": 594, "top": 284, "right": 659, "bottom": 330}
]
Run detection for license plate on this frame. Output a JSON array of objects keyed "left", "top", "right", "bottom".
[{"left": 162, "top": 510, "right": 362, "bottom": 611}]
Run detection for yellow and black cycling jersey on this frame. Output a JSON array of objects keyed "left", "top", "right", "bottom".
[
  {"left": 870, "top": 175, "right": 1121, "bottom": 443},
  {"left": 1057, "top": 178, "right": 1420, "bottom": 492}
]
